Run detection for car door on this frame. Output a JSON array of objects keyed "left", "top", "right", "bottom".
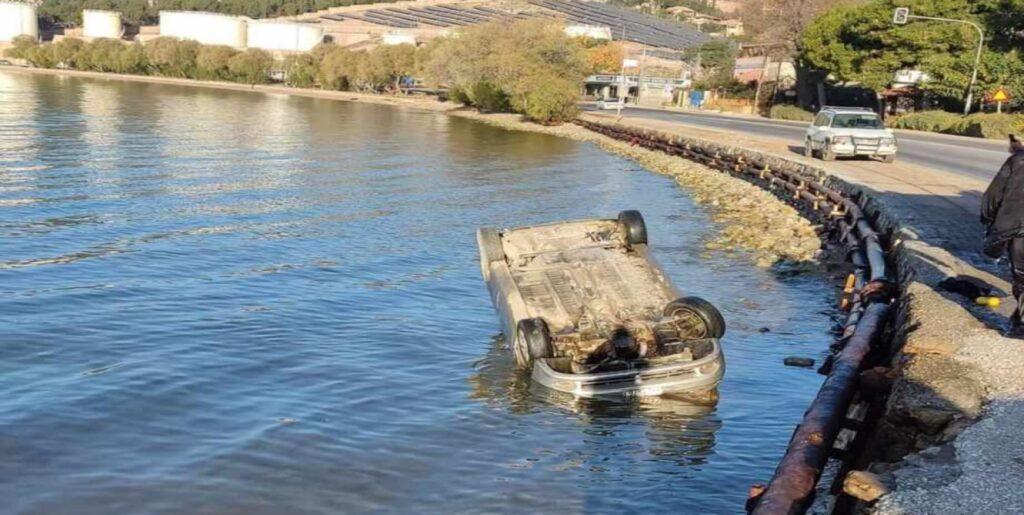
[{"left": 808, "top": 113, "right": 831, "bottom": 149}]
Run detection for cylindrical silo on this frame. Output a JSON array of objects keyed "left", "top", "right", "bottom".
[
  {"left": 0, "top": 1, "right": 39, "bottom": 42},
  {"left": 83, "top": 10, "right": 123, "bottom": 39},
  {"left": 247, "top": 20, "right": 323, "bottom": 52},
  {"left": 159, "top": 11, "right": 247, "bottom": 48}
]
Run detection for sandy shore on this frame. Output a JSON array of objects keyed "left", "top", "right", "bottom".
[{"left": 3, "top": 65, "right": 822, "bottom": 268}]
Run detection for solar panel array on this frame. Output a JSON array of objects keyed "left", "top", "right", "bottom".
[
  {"left": 322, "top": 4, "right": 544, "bottom": 29},
  {"left": 320, "top": 1, "right": 708, "bottom": 50},
  {"left": 529, "top": 0, "right": 708, "bottom": 50}
]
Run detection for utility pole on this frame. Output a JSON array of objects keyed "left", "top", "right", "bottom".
[
  {"left": 893, "top": 8, "right": 985, "bottom": 115},
  {"left": 617, "top": 25, "right": 626, "bottom": 118},
  {"left": 637, "top": 43, "right": 647, "bottom": 105}
]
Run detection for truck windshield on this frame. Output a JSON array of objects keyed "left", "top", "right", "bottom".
[{"left": 832, "top": 113, "right": 883, "bottom": 129}]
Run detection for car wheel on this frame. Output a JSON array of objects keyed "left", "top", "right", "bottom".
[
  {"left": 476, "top": 228, "right": 504, "bottom": 278},
  {"left": 517, "top": 318, "right": 553, "bottom": 363},
  {"left": 664, "top": 297, "right": 726, "bottom": 339},
  {"left": 803, "top": 139, "right": 813, "bottom": 158},
  {"left": 880, "top": 154, "right": 895, "bottom": 164},
  {"left": 821, "top": 143, "right": 836, "bottom": 161},
  {"left": 617, "top": 210, "right": 648, "bottom": 246}
]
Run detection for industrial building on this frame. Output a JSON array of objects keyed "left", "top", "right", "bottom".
[{"left": 0, "top": 1, "right": 38, "bottom": 42}]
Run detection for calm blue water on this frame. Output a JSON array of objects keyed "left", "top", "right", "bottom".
[{"left": 0, "top": 71, "right": 835, "bottom": 514}]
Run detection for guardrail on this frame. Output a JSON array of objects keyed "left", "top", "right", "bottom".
[{"left": 575, "top": 118, "right": 896, "bottom": 514}]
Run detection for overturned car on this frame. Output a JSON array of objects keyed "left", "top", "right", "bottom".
[{"left": 477, "top": 211, "right": 726, "bottom": 398}]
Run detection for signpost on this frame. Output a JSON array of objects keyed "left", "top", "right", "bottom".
[{"left": 987, "top": 87, "right": 1012, "bottom": 113}]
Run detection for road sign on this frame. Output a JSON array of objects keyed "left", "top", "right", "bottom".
[
  {"left": 622, "top": 58, "right": 639, "bottom": 68},
  {"left": 893, "top": 7, "right": 910, "bottom": 24},
  {"left": 991, "top": 87, "right": 1011, "bottom": 102}
]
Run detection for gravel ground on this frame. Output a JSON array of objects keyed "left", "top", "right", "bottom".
[{"left": 874, "top": 398, "right": 1024, "bottom": 514}]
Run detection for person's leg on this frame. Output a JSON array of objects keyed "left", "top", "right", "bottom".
[{"left": 1009, "top": 238, "right": 1024, "bottom": 327}]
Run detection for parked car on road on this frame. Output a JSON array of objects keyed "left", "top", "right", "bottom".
[
  {"left": 596, "top": 97, "right": 626, "bottom": 110},
  {"left": 804, "top": 107, "right": 898, "bottom": 163},
  {"left": 477, "top": 211, "right": 726, "bottom": 398}
]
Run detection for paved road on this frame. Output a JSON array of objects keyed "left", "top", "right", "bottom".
[{"left": 594, "top": 106, "right": 1009, "bottom": 182}]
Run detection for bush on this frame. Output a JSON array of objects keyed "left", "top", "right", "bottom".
[
  {"left": 889, "top": 110, "right": 962, "bottom": 133},
  {"left": 144, "top": 37, "right": 199, "bottom": 78},
  {"left": 959, "top": 113, "right": 1024, "bottom": 139},
  {"left": 76, "top": 38, "right": 124, "bottom": 72},
  {"left": 228, "top": 49, "right": 273, "bottom": 84},
  {"left": 520, "top": 77, "right": 580, "bottom": 124},
  {"left": 890, "top": 111, "right": 1024, "bottom": 139},
  {"left": 769, "top": 104, "right": 814, "bottom": 122},
  {"left": 282, "top": 53, "right": 319, "bottom": 88},
  {"left": 469, "top": 81, "right": 510, "bottom": 113},
  {"left": 3, "top": 35, "right": 38, "bottom": 60},
  {"left": 196, "top": 45, "right": 239, "bottom": 81},
  {"left": 51, "top": 38, "right": 85, "bottom": 69},
  {"left": 318, "top": 45, "right": 356, "bottom": 90}
]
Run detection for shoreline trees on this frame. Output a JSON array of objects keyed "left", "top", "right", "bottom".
[{"left": 4, "top": 19, "right": 588, "bottom": 124}]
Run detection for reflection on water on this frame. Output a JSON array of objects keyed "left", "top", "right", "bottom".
[
  {"left": 0, "top": 70, "right": 835, "bottom": 514},
  {"left": 469, "top": 335, "right": 721, "bottom": 469}
]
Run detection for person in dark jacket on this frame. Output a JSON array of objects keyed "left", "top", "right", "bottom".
[{"left": 981, "top": 134, "right": 1024, "bottom": 333}]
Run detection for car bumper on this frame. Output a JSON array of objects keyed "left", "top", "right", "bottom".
[
  {"left": 832, "top": 143, "right": 897, "bottom": 157},
  {"left": 530, "top": 340, "right": 725, "bottom": 398}
]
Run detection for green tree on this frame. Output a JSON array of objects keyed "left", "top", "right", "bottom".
[
  {"left": 227, "top": 49, "right": 273, "bottom": 84},
  {"left": 282, "top": 53, "right": 320, "bottom": 88},
  {"left": 52, "top": 38, "right": 85, "bottom": 69},
  {"left": 420, "top": 19, "right": 588, "bottom": 123},
  {"left": 144, "top": 37, "right": 199, "bottom": 78},
  {"left": 196, "top": 45, "right": 239, "bottom": 80},
  {"left": 318, "top": 45, "right": 357, "bottom": 90},
  {"left": 77, "top": 39, "right": 125, "bottom": 72},
  {"left": 801, "top": 0, "right": 1024, "bottom": 106},
  {"left": 2, "top": 35, "right": 39, "bottom": 60},
  {"left": 114, "top": 42, "right": 148, "bottom": 74}
]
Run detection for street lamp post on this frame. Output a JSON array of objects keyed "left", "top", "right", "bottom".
[{"left": 894, "top": 8, "right": 985, "bottom": 115}]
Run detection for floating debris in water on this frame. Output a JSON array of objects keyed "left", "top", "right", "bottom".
[{"left": 784, "top": 357, "right": 816, "bottom": 368}]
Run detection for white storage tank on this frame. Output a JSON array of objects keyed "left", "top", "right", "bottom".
[
  {"left": 564, "top": 24, "right": 612, "bottom": 40},
  {"left": 83, "top": 10, "right": 122, "bottom": 39},
  {"left": 381, "top": 33, "right": 416, "bottom": 46},
  {"left": 159, "top": 11, "right": 247, "bottom": 48},
  {"left": 247, "top": 20, "right": 323, "bottom": 52},
  {"left": 0, "top": 1, "right": 38, "bottom": 42}
]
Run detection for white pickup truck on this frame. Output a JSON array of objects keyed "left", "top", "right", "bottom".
[
  {"left": 477, "top": 211, "right": 726, "bottom": 398},
  {"left": 804, "top": 106, "right": 898, "bottom": 163}
]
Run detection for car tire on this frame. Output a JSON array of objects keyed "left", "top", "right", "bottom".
[
  {"left": 477, "top": 228, "right": 504, "bottom": 278},
  {"left": 821, "top": 143, "right": 836, "bottom": 161},
  {"left": 664, "top": 297, "right": 726, "bottom": 339},
  {"left": 880, "top": 154, "right": 895, "bottom": 164},
  {"left": 518, "top": 318, "right": 553, "bottom": 363},
  {"left": 617, "top": 210, "right": 648, "bottom": 246},
  {"left": 803, "top": 140, "right": 813, "bottom": 158}
]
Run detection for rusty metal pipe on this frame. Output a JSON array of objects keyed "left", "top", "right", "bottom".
[{"left": 752, "top": 302, "right": 891, "bottom": 515}]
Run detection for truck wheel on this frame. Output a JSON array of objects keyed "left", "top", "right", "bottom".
[
  {"left": 664, "top": 297, "right": 726, "bottom": 339},
  {"left": 517, "top": 318, "right": 553, "bottom": 362},
  {"left": 477, "top": 228, "right": 504, "bottom": 278},
  {"left": 821, "top": 143, "right": 836, "bottom": 161},
  {"left": 617, "top": 210, "right": 648, "bottom": 246},
  {"left": 880, "top": 154, "right": 895, "bottom": 164}
]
